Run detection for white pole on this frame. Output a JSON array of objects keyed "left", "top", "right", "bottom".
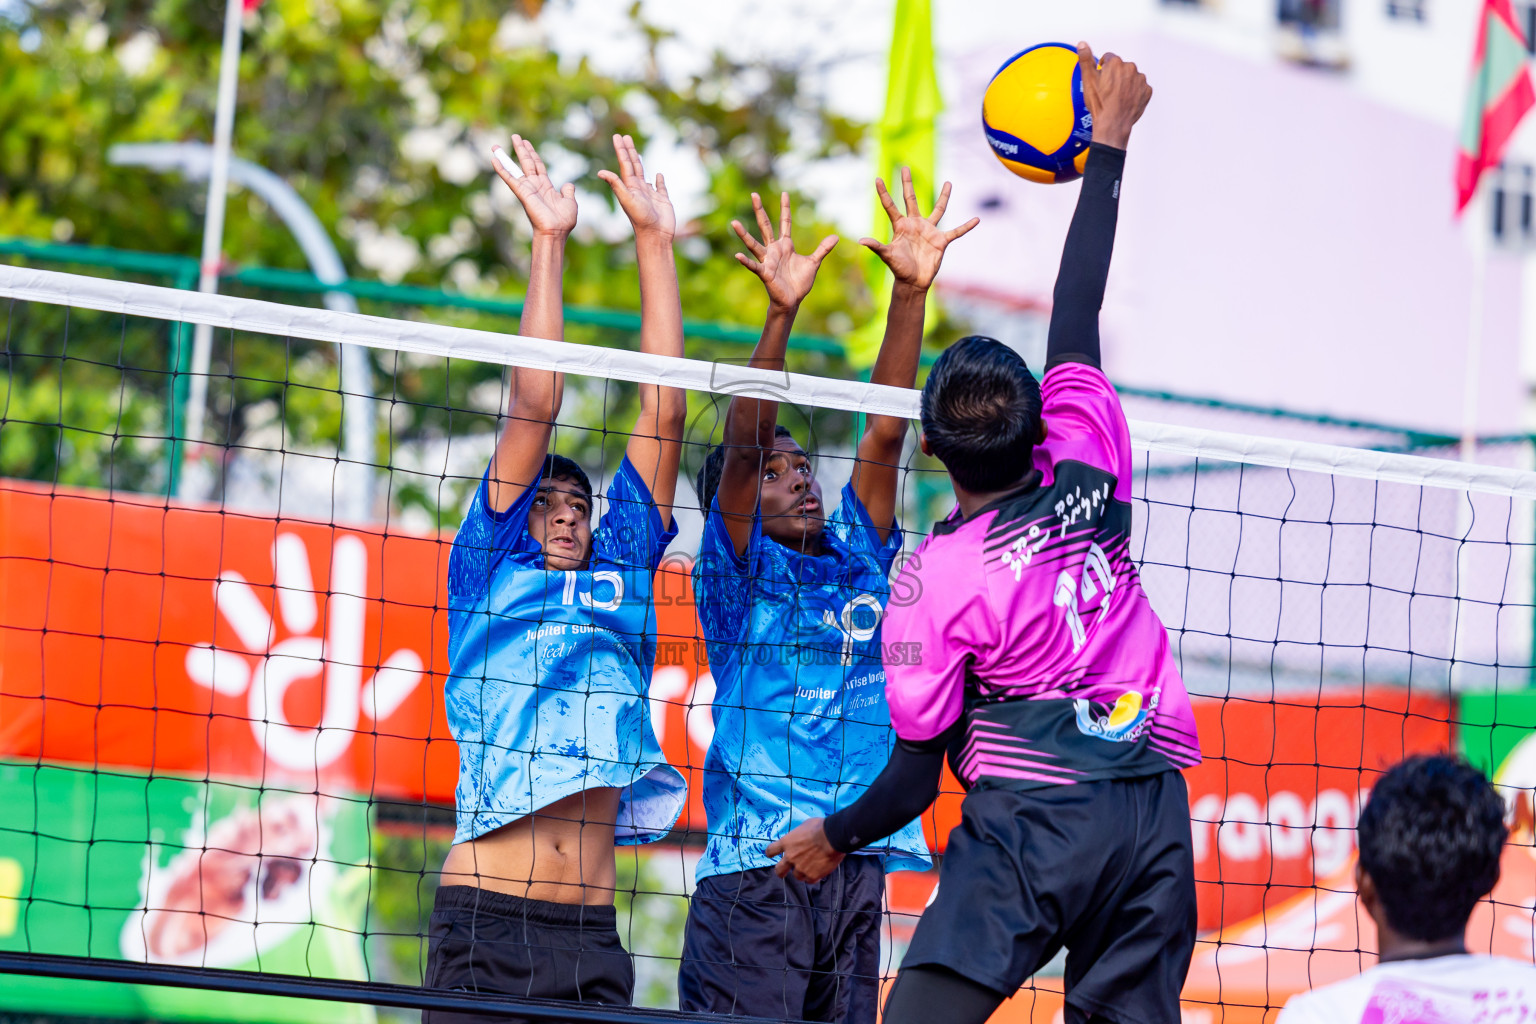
[
  {"left": 180, "top": 0, "right": 246, "bottom": 498},
  {"left": 1463, "top": 178, "right": 1489, "bottom": 461},
  {"left": 1452, "top": 176, "right": 1490, "bottom": 689}
]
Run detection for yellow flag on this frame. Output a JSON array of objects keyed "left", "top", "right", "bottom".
[{"left": 846, "top": 0, "right": 942, "bottom": 369}]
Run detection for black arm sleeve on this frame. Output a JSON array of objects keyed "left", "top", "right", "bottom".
[
  {"left": 822, "top": 731, "right": 951, "bottom": 854},
  {"left": 1044, "top": 143, "right": 1126, "bottom": 371}
]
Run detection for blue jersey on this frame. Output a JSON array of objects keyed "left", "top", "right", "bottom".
[
  {"left": 445, "top": 457, "right": 687, "bottom": 846},
  {"left": 692, "top": 484, "right": 933, "bottom": 881}
]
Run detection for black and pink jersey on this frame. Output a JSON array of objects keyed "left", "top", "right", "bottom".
[{"left": 884, "top": 362, "right": 1200, "bottom": 789}]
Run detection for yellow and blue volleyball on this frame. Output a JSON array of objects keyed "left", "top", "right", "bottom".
[{"left": 982, "top": 43, "right": 1094, "bottom": 184}]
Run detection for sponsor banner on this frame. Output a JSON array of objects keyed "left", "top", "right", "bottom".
[
  {"left": 0, "top": 760, "right": 373, "bottom": 1022},
  {"left": 0, "top": 480, "right": 457, "bottom": 801},
  {"left": 0, "top": 481, "right": 1456, "bottom": 939},
  {"left": 1182, "top": 689, "right": 1449, "bottom": 931}
]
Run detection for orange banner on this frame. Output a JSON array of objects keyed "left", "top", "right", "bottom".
[{"left": 0, "top": 479, "right": 1451, "bottom": 933}]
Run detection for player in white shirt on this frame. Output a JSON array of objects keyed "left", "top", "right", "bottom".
[{"left": 1278, "top": 755, "right": 1533, "bottom": 1024}]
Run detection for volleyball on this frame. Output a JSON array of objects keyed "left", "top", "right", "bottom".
[{"left": 982, "top": 42, "right": 1095, "bottom": 184}]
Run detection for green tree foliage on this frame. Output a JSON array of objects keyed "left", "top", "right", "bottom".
[{"left": 0, "top": 0, "right": 875, "bottom": 515}]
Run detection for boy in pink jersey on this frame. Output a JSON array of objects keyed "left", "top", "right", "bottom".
[{"left": 769, "top": 46, "right": 1199, "bottom": 1024}]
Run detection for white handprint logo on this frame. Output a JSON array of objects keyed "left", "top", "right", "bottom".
[{"left": 184, "top": 533, "right": 424, "bottom": 773}]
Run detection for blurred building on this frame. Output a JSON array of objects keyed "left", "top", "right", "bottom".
[{"left": 923, "top": 0, "right": 1533, "bottom": 442}]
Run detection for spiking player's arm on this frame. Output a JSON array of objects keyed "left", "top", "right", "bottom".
[
  {"left": 851, "top": 169, "right": 979, "bottom": 541},
  {"left": 597, "top": 134, "right": 687, "bottom": 528},
  {"left": 1045, "top": 44, "right": 1151, "bottom": 373},
  {"left": 715, "top": 193, "right": 839, "bottom": 556},
  {"left": 485, "top": 135, "right": 576, "bottom": 514}
]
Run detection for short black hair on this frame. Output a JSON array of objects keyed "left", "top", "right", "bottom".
[
  {"left": 695, "top": 425, "right": 796, "bottom": 512},
  {"left": 1358, "top": 754, "right": 1508, "bottom": 943},
  {"left": 921, "top": 336, "right": 1043, "bottom": 493},
  {"left": 541, "top": 453, "right": 592, "bottom": 501}
]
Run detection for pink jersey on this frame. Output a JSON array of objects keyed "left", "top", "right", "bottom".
[{"left": 884, "top": 362, "right": 1200, "bottom": 788}]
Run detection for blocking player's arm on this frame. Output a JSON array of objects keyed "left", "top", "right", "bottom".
[
  {"left": 485, "top": 135, "right": 577, "bottom": 514},
  {"left": 597, "top": 134, "right": 687, "bottom": 528},
  {"left": 1046, "top": 44, "right": 1151, "bottom": 373},
  {"left": 821, "top": 729, "right": 953, "bottom": 852},
  {"left": 768, "top": 567, "right": 994, "bottom": 881},
  {"left": 715, "top": 193, "right": 838, "bottom": 556},
  {"left": 851, "top": 169, "right": 979, "bottom": 541}
]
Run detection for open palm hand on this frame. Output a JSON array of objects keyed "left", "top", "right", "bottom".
[
  {"left": 731, "top": 192, "right": 839, "bottom": 310},
  {"left": 491, "top": 134, "right": 577, "bottom": 237},
  {"left": 863, "top": 167, "right": 978, "bottom": 290},
  {"left": 597, "top": 134, "right": 675, "bottom": 240}
]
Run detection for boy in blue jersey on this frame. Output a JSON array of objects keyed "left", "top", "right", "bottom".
[
  {"left": 678, "top": 175, "right": 977, "bottom": 1023},
  {"left": 424, "top": 134, "right": 688, "bottom": 1021}
]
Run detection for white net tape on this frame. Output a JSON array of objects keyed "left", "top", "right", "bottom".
[{"left": 6, "top": 264, "right": 1536, "bottom": 500}]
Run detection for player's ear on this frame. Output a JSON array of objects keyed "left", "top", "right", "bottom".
[
  {"left": 1355, "top": 863, "right": 1378, "bottom": 916},
  {"left": 1036, "top": 419, "right": 1049, "bottom": 445},
  {"left": 918, "top": 432, "right": 933, "bottom": 457}
]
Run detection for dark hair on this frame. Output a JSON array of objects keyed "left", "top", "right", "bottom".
[
  {"left": 921, "top": 336, "right": 1043, "bottom": 492},
  {"left": 695, "top": 425, "right": 796, "bottom": 512},
  {"left": 541, "top": 453, "right": 592, "bottom": 501},
  {"left": 1358, "top": 754, "right": 1508, "bottom": 943}
]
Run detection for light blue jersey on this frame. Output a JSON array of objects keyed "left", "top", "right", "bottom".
[
  {"left": 445, "top": 457, "right": 687, "bottom": 846},
  {"left": 692, "top": 484, "right": 933, "bottom": 881}
]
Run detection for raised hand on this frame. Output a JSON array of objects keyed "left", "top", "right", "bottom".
[
  {"left": 490, "top": 134, "right": 578, "bottom": 237},
  {"left": 732, "top": 192, "right": 839, "bottom": 311},
  {"left": 862, "top": 167, "right": 979, "bottom": 291},
  {"left": 1077, "top": 42, "right": 1152, "bottom": 149},
  {"left": 596, "top": 134, "right": 675, "bottom": 240}
]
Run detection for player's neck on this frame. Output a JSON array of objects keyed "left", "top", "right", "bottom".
[
  {"left": 951, "top": 475, "right": 1037, "bottom": 520},
  {"left": 1375, "top": 925, "right": 1468, "bottom": 964}
]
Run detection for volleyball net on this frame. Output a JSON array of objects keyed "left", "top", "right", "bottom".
[{"left": 2, "top": 264, "right": 1535, "bottom": 1023}]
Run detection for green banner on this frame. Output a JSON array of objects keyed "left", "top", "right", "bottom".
[
  {"left": 1457, "top": 690, "right": 1536, "bottom": 783},
  {"left": 0, "top": 762, "right": 375, "bottom": 1023}
]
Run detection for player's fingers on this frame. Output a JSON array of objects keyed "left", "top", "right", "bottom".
[
  {"left": 752, "top": 192, "right": 775, "bottom": 242},
  {"left": 858, "top": 237, "right": 887, "bottom": 256},
  {"left": 774, "top": 858, "right": 793, "bottom": 879},
  {"left": 627, "top": 135, "right": 646, "bottom": 183},
  {"left": 944, "top": 216, "right": 981, "bottom": 242},
  {"left": 654, "top": 171, "right": 669, "bottom": 199},
  {"left": 809, "top": 234, "right": 839, "bottom": 264},
  {"left": 734, "top": 252, "right": 765, "bottom": 274},
  {"left": 1076, "top": 42, "right": 1098, "bottom": 84},
  {"left": 560, "top": 183, "right": 576, "bottom": 201},
  {"left": 731, "top": 219, "right": 766, "bottom": 256},
  {"left": 901, "top": 166, "right": 919, "bottom": 218},
  {"left": 928, "top": 181, "right": 953, "bottom": 224},
  {"left": 519, "top": 135, "right": 546, "bottom": 179},
  {"left": 490, "top": 146, "right": 521, "bottom": 184},
  {"left": 766, "top": 839, "right": 784, "bottom": 859},
  {"left": 612, "top": 133, "right": 633, "bottom": 182},
  {"left": 1100, "top": 51, "right": 1120, "bottom": 68},
  {"left": 875, "top": 177, "right": 900, "bottom": 224},
  {"left": 595, "top": 169, "right": 625, "bottom": 200},
  {"left": 509, "top": 134, "right": 532, "bottom": 176},
  {"left": 779, "top": 192, "right": 792, "bottom": 241}
]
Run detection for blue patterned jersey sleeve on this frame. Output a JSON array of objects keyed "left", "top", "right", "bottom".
[
  {"left": 592, "top": 457, "right": 679, "bottom": 571},
  {"left": 828, "top": 483, "right": 903, "bottom": 575},
  {"left": 447, "top": 472, "right": 539, "bottom": 604},
  {"left": 693, "top": 498, "right": 760, "bottom": 668}
]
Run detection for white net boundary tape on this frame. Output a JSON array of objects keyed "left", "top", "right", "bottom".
[{"left": 6, "top": 264, "right": 1536, "bottom": 501}]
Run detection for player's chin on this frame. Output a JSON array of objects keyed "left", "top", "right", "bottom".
[{"left": 542, "top": 548, "right": 591, "bottom": 572}]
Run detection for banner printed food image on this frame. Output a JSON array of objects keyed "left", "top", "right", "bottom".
[{"left": 0, "top": 763, "right": 374, "bottom": 1023}]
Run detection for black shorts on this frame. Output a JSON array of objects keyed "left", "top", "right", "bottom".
[
  {"left": 423, "top": 885, "right": 634, "bottom": 1024},
  {"left": 902, "top": 771, "right": 1196, "bottom": 1024},
  {"left": 678, "top": 856, "right": 885, "bottom": 1024}
]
